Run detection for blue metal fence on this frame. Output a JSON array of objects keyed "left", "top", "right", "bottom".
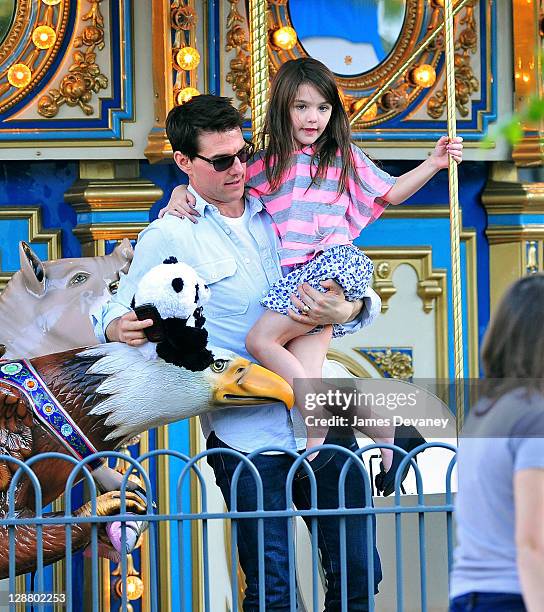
[{"left": 0, "top": 442, "right": 457, "bottom": 612}]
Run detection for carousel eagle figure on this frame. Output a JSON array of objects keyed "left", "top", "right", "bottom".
[{"left": 0, "top": 252, "right": 294, "bottom": 577}]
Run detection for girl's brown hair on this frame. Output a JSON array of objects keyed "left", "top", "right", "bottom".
[
  {"left": 480, "top": 273, "right": 544, "bottom": 401},
  {"left": 261, "top": 58, "right": 357, "bottom": 196}
]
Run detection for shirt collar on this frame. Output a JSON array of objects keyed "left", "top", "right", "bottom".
[
  {"left": 188, "top": 184, "right": 264, "bottom": 217},
  {"left": 188, "top": 185, "right": 216, "bottom": 215}
]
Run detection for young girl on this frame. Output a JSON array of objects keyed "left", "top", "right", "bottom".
[{"left": 163, "top": 58, "right": 462, "bottom": 486}]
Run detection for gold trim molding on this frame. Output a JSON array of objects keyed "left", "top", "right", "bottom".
[
  {"left": 146, "top": 0, "right": 202, "bottom": 163},
  {"left": 366, "top": 247, "right": 448, "bottom": 379},
  {"left": 66, "top": 181, "right": 163, "bottom": 213},
  {"left": 367, "top": 248, "right": 446, "bottom": 314},
  {"left": 145, "top": 0, "right": 175, "bottom": 163},
  {"left": 226, "top": 0, "right": 251, "bottom": 116},
  {"left": 0, "top": 207, "right": 61, "bottom": 292},
  {"left": 366, "top": 239, "right": 479, "bottom": 380},
  {"left": 0, "top": 0, "right": 31, "bottom": 66},
  {"left": 482, "top": 163, "right": 544, "bottom": 215},
  {"left": 486, "top": 225, "right": 544, "bottom": 244},
  {"left": 326, "top": 348, "right": 373, "bottom": 378}
]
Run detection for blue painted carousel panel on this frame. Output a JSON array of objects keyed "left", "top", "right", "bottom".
[
  {"left": 0, "top": 160, "right": 80, "bottom": 258},
  {"left": 140, "top": 160, "right": 189, "bottom": 221},
  {"left": 76, "top": 210, "right": 151, "bottom": 225},
  {"left": 488, "top": 213, "right": 544, "bottom": 226},
  {"left": 165, "top": 418, "right": 194, "bottom": 612},
  {"left": 0, "top": 219, "right": 48, "bottom": 269}
]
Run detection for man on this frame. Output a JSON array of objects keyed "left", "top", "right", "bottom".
[{"left": 93, "top": 95, "right": 381, "bottom": 611}]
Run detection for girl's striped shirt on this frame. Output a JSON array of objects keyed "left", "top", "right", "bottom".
[{"left": 246, "top": 144, "right": 396, "bottom": 266}]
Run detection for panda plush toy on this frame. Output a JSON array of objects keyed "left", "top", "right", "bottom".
[{"left": 131, "top": 256, "right": 214, "bottom": 371}]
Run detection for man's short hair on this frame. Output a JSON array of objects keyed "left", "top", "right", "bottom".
[{"left": 165, "top": 95, "right": 244, "bottom": 159}]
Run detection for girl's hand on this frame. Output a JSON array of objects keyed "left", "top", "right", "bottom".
[
  {"left": 288, "top": 280, "right": 360, "bottom": 326},
  {"left": 429, "top": 135, "right": 463, "bottom": 169},
  {"left": 158, "top": 185, "right": 200, "bottom": 222}
]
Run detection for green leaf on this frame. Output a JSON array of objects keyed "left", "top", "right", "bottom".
[
  {"left": 525, "top": 97, "right": 544, "bottom": 122},
  {"left": 499, "top": 119, "right": 524, "bottom": 145},
  {"left": 481, "top": 135, "right": 496, "bottom": 149}
]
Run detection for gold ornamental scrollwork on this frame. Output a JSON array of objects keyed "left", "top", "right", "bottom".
[
  {"left": 226, "top": 0, "right": 251, "bottom": 115},
  {"left": 38, "top": 0, "right": 108, "bottom": 118},
  {"left": 170, "top": 0, "right": 200, "bottom": 107},
  {"left": 363, "top": 349, "right": 414, "bottom": 381},
  {"left": 427, "top": 0, "right": 479, "bottom": 119}
]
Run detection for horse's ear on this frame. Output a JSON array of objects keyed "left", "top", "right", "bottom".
[
  {"left": 113, "top": 238, "right": 134, "bottom": 273},
  {"left": 19, "top": 241, "right": 46, "bottom": 297}
]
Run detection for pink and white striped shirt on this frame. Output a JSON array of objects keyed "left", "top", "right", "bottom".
[{"left": 246, "top": 144, "right": 396, "bottom": 266}]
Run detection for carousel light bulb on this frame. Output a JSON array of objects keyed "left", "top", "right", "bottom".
[
  {"left": 7, "top": 64, "right": 32, "bottom": 88},
  {"left": 32, "top": 25, "right": 57, "bottom": 49},
  {"left": 410, "top": 64, "right": 437, "bottom": 88},
  {"left": 126, "top": 576, "right": 144, "bottom": 600},
  {"left": 176, "top": 47, "right": 200, "bottom": 71},
  {"left": 41, "top": 0, "right": 62, "bottom": 5},
  {"left": 177, "top": 87, "right": 200, "bottom": 104},
  {"left": 272, "top": 26, "right": 297, "bottom": 50},
  {"left": 351, "top": 98, "right": 378, "bottom": 121},
  {"left": 115, "top": 576, "right": 144, "bottom": 601}
]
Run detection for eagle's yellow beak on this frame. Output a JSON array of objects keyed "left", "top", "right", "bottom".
[{"left": 212, "top": 358, "right": 294, "bottom": 410}]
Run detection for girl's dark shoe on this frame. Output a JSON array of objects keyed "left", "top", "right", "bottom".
[{"left": 374, "top": 425, "right": 426, "bottom": 496}]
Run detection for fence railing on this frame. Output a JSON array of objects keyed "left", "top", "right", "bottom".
[{"left": 0, "top": 442, "right": 457, "bottom": 612}]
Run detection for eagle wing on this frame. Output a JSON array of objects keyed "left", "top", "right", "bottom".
[{"left": 0, "top": 383, "right": 33, "bottom": 492}]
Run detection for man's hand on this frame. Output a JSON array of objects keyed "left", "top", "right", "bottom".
[
  {"left": 158, "top": 185, "right": 200, "bottom": 222},
  {"left": 105, "top": 311, "right": 153, "bottom": 346},
  {"left": 288, "top": 280, "right": 362, "bottom": 326}
]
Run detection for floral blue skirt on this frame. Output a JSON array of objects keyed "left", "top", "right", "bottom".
[{"left": 260, "top": 244, "right": 374, "bottom": 338}]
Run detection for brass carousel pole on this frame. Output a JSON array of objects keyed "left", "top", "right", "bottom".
[
  {"left": 243, "top": 2, "right": 269, "bottom": 607},
  {"left": 444, "top": 0, "right": 465, "bottom": 434},
  {"left": 249, "top": 0, "right": 268, "bottom": 139}
]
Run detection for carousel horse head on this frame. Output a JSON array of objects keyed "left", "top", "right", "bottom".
[{"left": 0, "top": 240, "right": 133, "bottom": 360}]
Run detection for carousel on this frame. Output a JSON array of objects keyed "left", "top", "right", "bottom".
[{"left": 0, "top": 0, "right": 542, "bottom": 610}]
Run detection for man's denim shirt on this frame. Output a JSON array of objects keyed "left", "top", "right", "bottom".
[{"left": 92, "top": 187, "right": 376, "bottom": 452}]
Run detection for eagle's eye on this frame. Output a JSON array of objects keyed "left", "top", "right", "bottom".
[{"left": 210, "top": 359, "right": 228, "bottom": 373}]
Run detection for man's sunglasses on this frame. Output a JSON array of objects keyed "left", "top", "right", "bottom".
[{"left": 194, "top": 143, "right": 254, "bottom": 172}]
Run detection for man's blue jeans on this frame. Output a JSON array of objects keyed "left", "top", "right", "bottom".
[
  {"left": 450, "top": 592, "right": 526, "bottom": 611},
  {"left": 206, "top": 427, "right": 381, "bottom": 612}
]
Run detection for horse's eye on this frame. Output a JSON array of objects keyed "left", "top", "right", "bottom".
[
  {"left": 210, "top": 359, "right": 228, "bottom": 373},
  {"left": 69, "top": 272, "right": 90, "bottom": 286},
  {"left": 109, "top": 280, "right": 120, "bottom": 294}
]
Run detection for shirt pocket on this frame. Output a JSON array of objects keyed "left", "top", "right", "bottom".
[{"left": 192, "top": 257, "right": 249, "bottom": 318}]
